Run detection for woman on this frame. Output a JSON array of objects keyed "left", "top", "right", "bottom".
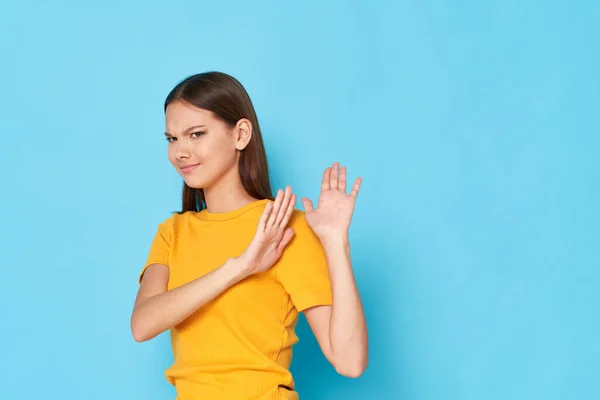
[{"left": 130, "top": 71, "right": 368, "bottom": 399}]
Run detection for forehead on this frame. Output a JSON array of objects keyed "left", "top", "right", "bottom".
[{"left": 165, "top": 101, "right": 217, "bottom": 134}]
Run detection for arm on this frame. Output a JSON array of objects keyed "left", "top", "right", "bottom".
[
  {"left": 131, "top": 186, "right": 297, "bottom": 343},
  {"left": 131, "top": 258, "right": 247, "bottom": 342},
  {"left": 301, "top": 162, "right": 368, "bottom": 377},
  {"left": 304, "top": 235, "right": 368, "bottom": 378}
]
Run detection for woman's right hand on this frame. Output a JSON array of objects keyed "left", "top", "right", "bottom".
[{"left": 236, "top": 186, "right": 297, "bottom": 277}]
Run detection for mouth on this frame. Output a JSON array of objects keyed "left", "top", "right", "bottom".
[{"left": 180, "top": 163, "right": 201, "bottom": 174}]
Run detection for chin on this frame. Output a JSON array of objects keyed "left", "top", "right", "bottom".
[
  {"left": 182, "top": 175, "right": 211, "bottom": 190},
  {"left": 184, "top": 180, "right": 205, "bottom": 189}
]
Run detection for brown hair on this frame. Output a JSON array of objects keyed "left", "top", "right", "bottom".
[{"left": 164, "top": 72, "right": 274, "bottom": 213}]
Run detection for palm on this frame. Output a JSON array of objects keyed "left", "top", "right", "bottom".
[
  {"left": 302, "top": 162, "right": 362, "bottom": 239},
  {"left": 238, "top": 187, "right": 297, "bottom": 276}
]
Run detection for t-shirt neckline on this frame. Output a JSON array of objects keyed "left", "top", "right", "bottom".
[{"left": 196, "top": 198, "right": 271, "bottom": 221}]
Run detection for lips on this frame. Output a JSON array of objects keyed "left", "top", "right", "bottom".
[{"left": 180, "top": 163, "right": 200, "bottom": 174}]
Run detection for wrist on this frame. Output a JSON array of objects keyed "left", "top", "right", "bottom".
[
  {"left": 224, "top": 257, "right": 252, "bottom": 284},
  {"left": 318, "top": 232, "right": 349, "bottom": 249}
]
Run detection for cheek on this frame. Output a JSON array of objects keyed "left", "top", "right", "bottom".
[
  {"left": 217, "top": 145, "right": 239, "bottom": 170},
  {"left": 167, "top": 146, "right": 177, "bottom": 165},
  {"left": 204, "top": 139, "right": 236, "bottom": 166}
]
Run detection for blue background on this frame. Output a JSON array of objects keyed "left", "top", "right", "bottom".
[{"left": 1, "top": 1, "right": 598, "bottom": 399}]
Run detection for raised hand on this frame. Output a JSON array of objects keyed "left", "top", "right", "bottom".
[
  {"left": 237, "top": 186, "right": 296, "bottom": 276},
  {"left": 301, "top": 162, "right": 362, "bottom": 240}
]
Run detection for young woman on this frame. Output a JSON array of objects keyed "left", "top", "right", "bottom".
[{"left": 130, "top": 71, "right": 368, "bottom": 400}]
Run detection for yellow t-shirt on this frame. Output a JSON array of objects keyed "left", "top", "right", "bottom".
[{"left": 138, "top": 198, "right": 333, "bottom": 400}]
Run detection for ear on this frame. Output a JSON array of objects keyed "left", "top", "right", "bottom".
[{"left": 234, "top": 118, "right": 253, "bottom": 151}]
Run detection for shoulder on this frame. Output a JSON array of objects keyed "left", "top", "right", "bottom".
[
  {"left": 155, "top": 211, "right": 192, "bottom": 233},
  {"left": 287, "top": 209, "right": 321, "bottom": 248},
  {"left": 288, "top": 209, "right": 309, "bottom": 231},
  {"left": 275, "top": 208, "right": 328, "bottom": 282},
  {"left": 156, "top": 212, "right": 177, "bottom": 228}
]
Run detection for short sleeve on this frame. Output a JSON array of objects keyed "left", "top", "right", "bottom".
[
  {"left": 138, "top": 217, "right": 173, "bottom": 284},
  {"left": 275, "top": 212, "right": 333, "bottom": 311}
]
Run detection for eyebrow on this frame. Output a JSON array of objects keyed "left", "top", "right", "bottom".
[{"left": 164, "top": 125, "right": 207, "bottom": 137}]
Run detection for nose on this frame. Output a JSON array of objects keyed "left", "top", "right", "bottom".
[{"left": 174, "top": 141, "right": 191, "bottom": 160}]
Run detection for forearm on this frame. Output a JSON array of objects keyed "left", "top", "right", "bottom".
[
  {"left": 132, "top": 258, "right": 248, "bottom": 342},
  {"left": 321, "top": 235, "right": 368, "bottom": 376}
]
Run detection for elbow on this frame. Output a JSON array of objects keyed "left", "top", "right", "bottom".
[
  {"left": 132, "top": 328, "right": 147, "bottom": 343},
  {"left": 130, "top": 315, "right": 149, "bottom": 343},
  {"left": 331, "top": 342, "right": 369, "bottom": 378},
  {"left": 335, "top": 359, "right": 368, "bottom": 378},
  {"left": 131, "top": 325, "right": 146, "bottom": 343}
]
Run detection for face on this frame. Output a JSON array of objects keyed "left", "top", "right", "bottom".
[{"left": 164, "top": 101, "right": 252, "bottom": 189}]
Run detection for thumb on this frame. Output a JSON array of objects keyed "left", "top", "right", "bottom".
[{"left": 301, "top": 197, "right": 314, "bottom": 212}]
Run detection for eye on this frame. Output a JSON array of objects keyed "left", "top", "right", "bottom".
[
  {"left": 191, "top": 131, "right": 205, "bottom": 138},
  {"left": 165, "top": 137, "right": 176, "bottom": 143}
]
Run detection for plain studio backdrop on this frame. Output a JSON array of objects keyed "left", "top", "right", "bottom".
[{"left": 0, "top": 1, "right": 598, "bottom": 399}]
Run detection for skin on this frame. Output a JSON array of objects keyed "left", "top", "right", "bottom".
[{"left": 130, "top": 100, "right": 368, "bottom": 378}]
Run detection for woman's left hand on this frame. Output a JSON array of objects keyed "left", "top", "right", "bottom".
[{"left": 301, "top": 162, "right": 362, "bottom": 240}]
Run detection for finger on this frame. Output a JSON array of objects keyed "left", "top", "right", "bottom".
[
  {"left": 321, "top": 167, "right": 331, "bottom": 191},
  {"left": 267, "top": 189, "right": 284, "bottom": 227},
  {"left": 330, "top": 162, "right": 339, "bottom": 190},
  {"left": 349, "top": 177, "right": 362, "bottom": 198},
  {"left": 339, "top": 166, "right": 347, "bottom": 193},
  {"left": 278, "top": 193, "right": 296, "bottom": 228},
  {"left": 276, "top": 227, "right": 295, "bottom": 253},
  {"left": 275, "top": 186, "right": 293, "bottom": 226},
  {"left": 258, "top": 201, "right": 273, "bottom": 230},
  {"left": 301, "top": 197, "right": 314, "bottom": 212}
]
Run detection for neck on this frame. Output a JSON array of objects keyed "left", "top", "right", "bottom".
[{"left": 202, "top": 165, "right": 258, "bottom": 214}]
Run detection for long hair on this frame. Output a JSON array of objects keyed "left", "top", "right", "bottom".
[{"left": 164, "top": 72, "right": 274, "bottom": 213}]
